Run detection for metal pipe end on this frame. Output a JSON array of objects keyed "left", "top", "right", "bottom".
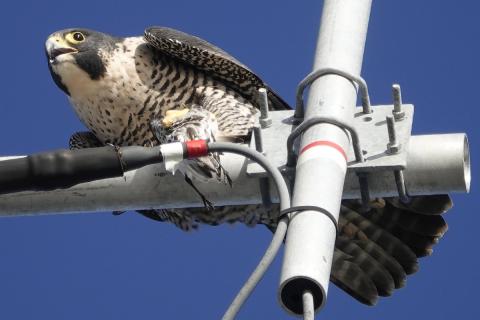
[
  {"left": 463, "top": 134, "right": 471, "bottom": 193},
  {"left": 405, "top": 133, "right": 470, "bottom": 195},
  {"left": 279, "top": 276, "right": 325, "bottom": 316}
]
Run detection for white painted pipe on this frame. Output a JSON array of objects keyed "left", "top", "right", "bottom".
[{"left": 279, "top": 0, "right": 373, "bottom": 315}]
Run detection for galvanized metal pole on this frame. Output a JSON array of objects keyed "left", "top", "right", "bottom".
[
  {"left": 279, "top": 0, "right": 372, "bottom": 315},
  {"left": 0, "top": 133, "right": 470, "bottom": 216}
]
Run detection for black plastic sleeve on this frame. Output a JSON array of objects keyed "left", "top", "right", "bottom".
[{"left": 0, "top": 147, "right": 124, "bottom": 194}]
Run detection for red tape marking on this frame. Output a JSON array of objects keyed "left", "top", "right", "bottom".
[
  {"left": 299, "top": 140, "right": 347, "bottom": 162},
  {"left": 186, "top": 140, "right": 209, "bottom": 158}
]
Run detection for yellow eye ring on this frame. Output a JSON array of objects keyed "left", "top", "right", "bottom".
[{"left": 66, "top": 32, "right": 85, "bottom": 44}]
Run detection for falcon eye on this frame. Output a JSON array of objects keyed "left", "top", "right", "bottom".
[
  {"left": 73, "top": 32, "right": 84, "bottom": 41},
  {"left": 66, "top": 31, "right": 85, "bottom": 44}
]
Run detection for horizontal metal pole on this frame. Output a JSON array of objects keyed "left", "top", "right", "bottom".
[
  {"left": 0, "top": 134, "right": 469, "bottom": 216},
  {"left": 343, "top": 133, "right": 470, "bottom": 197}
]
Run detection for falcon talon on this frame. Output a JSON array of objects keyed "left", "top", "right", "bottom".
[
  {"left": 204, "top": 199, "right": 215, "bottom": 211},
  {"left": 162, "top": 108, "right": 191, "bottom": 128}
]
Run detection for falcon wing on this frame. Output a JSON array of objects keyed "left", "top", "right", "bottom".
[
  {"left": 177, "top": 194, "right": 452, "bottom": 305},
  {"left": 332, "top": 194, "right": 452, "bottom": 305},
  {"left": 144, "top": 26, "right": 290, "bottom": 110}
]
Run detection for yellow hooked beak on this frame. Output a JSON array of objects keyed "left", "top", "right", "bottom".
[{"left": 46, "top": 34, "right": 78, "bottom": 63}]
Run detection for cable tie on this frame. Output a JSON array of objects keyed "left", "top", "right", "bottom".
[
  {"left": 279, "top": 205, "right": 339, "bottom": 234},
  {"left": 186, "top": 140, "right": 209, "bottom": 158},
  {"left": 160, "top": 142, "right": 186, "bottom": 174}
]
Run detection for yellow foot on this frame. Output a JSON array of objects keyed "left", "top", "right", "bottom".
[
  {"left": 162, "top": 108, "right": 190, "bottom": 128},
  {"left": 369, "top": 198, "right": 386, "bottom": 209}
]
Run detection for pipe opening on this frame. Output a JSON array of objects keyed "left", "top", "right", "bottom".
[{"left": 279, "top": 277, "right": 324, "bottom": 315}]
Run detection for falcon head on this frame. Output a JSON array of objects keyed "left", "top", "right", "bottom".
[{"left": 45, "top": 28, "right": 117, "bottom": 95}]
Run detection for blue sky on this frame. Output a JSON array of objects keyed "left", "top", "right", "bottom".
[{"left": 0, "top": 0, "right": 478, "bottom": 319}]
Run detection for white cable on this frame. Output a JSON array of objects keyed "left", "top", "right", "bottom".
[
  {"left": 207, "top": 143, "right": 291, "bottom": 320},
  {"left": 302, "top": 291, "right": 315, "bottom": 320}
]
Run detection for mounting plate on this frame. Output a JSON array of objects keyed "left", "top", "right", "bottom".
[{"left": 247, "top": 104, "right": 414, "bottom": 176}]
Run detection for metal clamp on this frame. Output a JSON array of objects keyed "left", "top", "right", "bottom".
[
  {"left": 294, "top": 67, "right": 372, "bottom": 118},
  {"left": 286, "top": 116, "right": 365, "bottom": 167}
]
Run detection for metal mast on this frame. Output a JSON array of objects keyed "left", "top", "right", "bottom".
[{"left": 279, "top": 0, "right": 373, "bottom": 315}]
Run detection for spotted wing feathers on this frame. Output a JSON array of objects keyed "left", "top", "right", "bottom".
[
  {"left": 144, "top": 26, "right": 291, "bottom": 110},
  {"left": 332, "top": 195, "right": 451, "bottom": 305}
]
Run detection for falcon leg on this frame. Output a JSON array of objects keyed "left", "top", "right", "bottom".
[
  {"left": 184, "top": 175, "right": 214, "bottom": 211},
  {"left": 150, "top": 106, "right": 228, "bottom": 210}
]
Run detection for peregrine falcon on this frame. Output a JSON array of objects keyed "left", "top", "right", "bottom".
[{"left": 45, "top": 27, "right": 453, "bottom": 305}]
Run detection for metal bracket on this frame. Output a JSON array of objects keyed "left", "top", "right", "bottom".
[
  {"left": 291, "top": 68, "right": 371, "bottom": 209},
  {"left": 294, "top": 67, "right": 372, "bottom": 118},
  {"left": 247, "top": 104, "right": 414, "bottom": 204},
  {"left": 248, "top": 104, "right": 413, "bottom": 174},
  {"left": 250, "top": 81, "right": 413, "bottom": 204},
  {"left": 286, "top": 115, "right": 364, "bottom": 167},
  {"left": 347, "top": 104, "right": 413, "bottom": 172}
]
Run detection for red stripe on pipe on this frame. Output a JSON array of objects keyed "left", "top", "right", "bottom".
[
  {"left": 299, "top": 140, "right": 348, "bottom": 162},
  {"left": 186, "top": 140, "right": 209, "bottom": 158}
]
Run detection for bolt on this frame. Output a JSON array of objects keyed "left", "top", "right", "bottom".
[
  {"left": 386, "top": 115, "right": 400, "bottom": 154},
  {"left": 258, "top": 88, "right": 272, "bottom": 128},
  {"left": 253, "top": 126, "right": 264, "bottom": 153},
  {"left": 357, "top": 172, "right": 371, "bottom": 212},
  {"left": 392, "top": 84, "right": 405, "bottom": 121},
  {"left": 394, "top": 170, "right": 409, "bottom": 203}
]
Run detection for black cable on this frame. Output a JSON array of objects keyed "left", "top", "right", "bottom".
[{"left": 0, "top": 146, "right": 163, "bottom": 194}]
